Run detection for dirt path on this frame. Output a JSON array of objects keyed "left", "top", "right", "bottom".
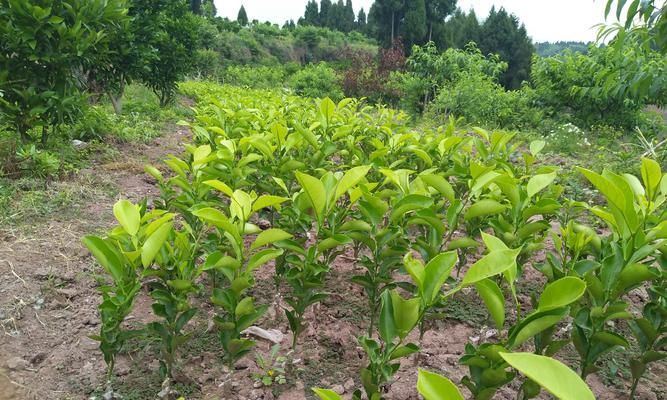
[
  {"left": 0, "top": 125, "right": 191, "bottom": 400},
  {"left": 1, "top": 123, "right": 664, "bottom": 400}
]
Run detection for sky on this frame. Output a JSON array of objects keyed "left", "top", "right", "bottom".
[{"left": 214, "top": 0, "right": 611, "bottom": 42}]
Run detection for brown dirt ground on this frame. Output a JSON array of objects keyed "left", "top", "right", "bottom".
[{"left": 1, "top": 123, "right": 665, "bottom": 400}]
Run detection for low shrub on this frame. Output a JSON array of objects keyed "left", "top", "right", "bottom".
[{"left": 289, "top": 63, "right": 344, "bottom": 100}]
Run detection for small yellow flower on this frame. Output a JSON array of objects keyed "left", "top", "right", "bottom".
[{"left": 268, "top": 369, "right": 275, "bottom": 377}]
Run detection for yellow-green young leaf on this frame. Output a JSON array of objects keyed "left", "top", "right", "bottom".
[
  {"left": 481, "top": 232, "right": 508, "bottom": 251},
  {"left": 246, "top": 248, "right": 283, "bottom": 272},
  {"left": 252, "top": 195, "right": 289, "bottom": 212},
  {"left": 500, "top": 353, "right": 595, "bottom": 400},
  {"left": 295, "top": 171, "right": 326, "bottom": 221},
  {"left": 235, "top": 297, "right": 256, "bottom": 317},
  {"left": 312, "top": 388, "right": 343, "bottom": 400},
  {"left": 390, "top": 290, "right": 420, "bottom": 340},
  {"left": 641, "top": 157, "right": 662, "bottom": 199},
  {"left": 403, "top": 253, "right": 425, "bottom": 291},
  {"left": 320, "top": 97, "right": 336, "bottom": 121},
  {"left": 475, "top": 279, "right": 505, "bottom": 329},
  {"left": 462, "top": 248, "right": 520, "bottom": 286},
  {"left": 417, "top": 369, "right": 465, "bottom": 400},
  {"left": 529, "top": 140, "right": 546, "bottom": 156},
  {"left": 423, "top": 252, "right": 458, "bottom": 305},
  {"left": 82, "top": 236, "right": 124, "bottom": 282},
  {"left": 510, "top": 309, "right": 568, "bottom": 348},
  {"left": 192, "top": 144, "right": 211, "bottom": 164},
  {"left": 144, "top": 165, "right": 163, "bottom": 182},
  {"left": 113, "top": 200, "right": 140, "bottom": 236},
  {"left": 141, "top": 222, "right": 172, "bottom": 268},
  {"left": 527, "top": 171, "right": 557, "bottom": 198},
  {"left": 334, "top": 165, "right": 371, "bottom": 203},
  {"left": 420, "top": 174, "right": 455, "bottom": 202},
  {"left": 251, "top": 229, "right": 292, "bottom": 250},
  {"left": 538, "top": 277, "right": 586, "bottom": 311},
  {"left": 193, "top": 208, "right": 240, "bottom": 242},
  {"left": 203, "top": 179, "right": 234, "bottom": 197},
  {"left": 230, "top": 190, "right": 253, "bottom": 222},
  {"left": 464, "top": 199, "right": 507, "bottom": 221},
  {"left": 577, "top": 168, "right": 626, "bottom": 213}
]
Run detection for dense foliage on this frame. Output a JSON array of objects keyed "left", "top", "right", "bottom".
[{"left": 84, "top": 81, "right": 667, "bottom": 400}]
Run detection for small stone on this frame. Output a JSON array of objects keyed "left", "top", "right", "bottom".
[
  {"left": 235, "top": 357, "right": 252, "bottom": 370},
  {"left": 30, "top": 352, "right": 47, "bottom": 366},
  {"left": 72, "top": 139, "right": 88, "bottom": 149},
  {"left": 253, "top": 381, "right": 263, "bottom": 388},
  {"left": 331, "top": 384, "right": 345, "bottom": 395},
  {"left": 258, "top": 219, "right": 272, "bottom": 230},
  {"left": 6, "top": 356, "right": 28, "bottom": 370},
  {"left": 343, "top": 378, "right": 355, "bottom": 391}
]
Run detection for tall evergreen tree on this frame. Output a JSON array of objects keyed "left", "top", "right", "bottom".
[
  {"left": 342, "top": 0, "right": 356, "bottom": 32},
  {"left": 302, "top": 0, "right": 320, "bottom": 26},
  {"left": 439, "top": 8, "right": 481, "bottom": 49},
  {"left": 424, "top": 0, "right": 456, "bottom": 41},
  {"left": 368, "top": 0, "right": 404, "bottom": 47},
  {"left": 237, "top": 5, "right": 248, "bottom": 26},
  {"left": 328, "top": 0, "right": 345, "bottom": 31},
  {"left": 320, "top": 0, "right": 332, "bottom": 28},
  {"left": 479, "top": 7, "right": 534, "bottom": 89},
  {"left": 190, "top": 0, "right": 202, "bottom": 15},
  {"left": 401, "top": 0, "right": 427, "bottom": 50},
  {"left": 357, "top": 7, "right": 367, "bottom": 33}
]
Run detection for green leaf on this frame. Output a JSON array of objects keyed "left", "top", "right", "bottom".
[
  {"left": 500, "top": 353, "right": 594, "bottom": 400},
  {"left": 462, "top": 248, "right": 520, "bottom": 286},
  {"left": 423, "top": 252, "right": 458, "bottom": 305},
  {"left": 390, "top": 194, "right": 434, "bottom": 221},
  {"left": 82, "top": 236, "right": 124, "bottom": 282},
  {"left": 509, "top": 308, "right": 568, "bottom": 348},
  {"left": 312, "top": 388, "right": 343, "bottom": 400},
  {"left": 251, "top": 229, "right": 292, "bottom": 251},
  {"left": 252, "top": 195, "right": 289, "bottom": 212},
  {"left": 246, "top": 248, "right": 284, "bottom": 272},
  {"left": 390, "top": 290, "right": 420, "bottom": 340},
  {"left": 379, "top": 290, "right": 397, "bottom": 343},
  {"left": 421, "top": 174, "right": 455, "bottom": 202},
  {"left": 113, "top": 200, "right": 140, "bottom": 236},
  {"left": 529, "top": 140, "right": 546, "bottom": 156},
  {"left": 464, "top": 199, "right": 507, "bottom": 221},
  {"left": 203, "top": 179, "right": 234, "bottom": 197},
  {"left": 527, "top": 171, "right": 557, "bottom": 198},
  {"left": 475, "top": 279, "right": 505, "bottom": 330},
  {"left": 141, "top": 222, "right": 172, "bottom": 268},
  {"left": 334, "top": 165, "right": 371, "bottom": 203},
  {"left": 641, "top": 158, "right": 662, "bottom": 199},
  {"left": 417, "top": 369, "right": 465, "bottom": 400},
  {"left": 538, "top": 277, "right": 586, "bottom": 311},
  {"left": 296, "top": 171, "right": 326, "bottom": 222}
]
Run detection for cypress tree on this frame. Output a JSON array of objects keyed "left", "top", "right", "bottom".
[
  {"left": 320, "top": 0, "right": 332, "bottom": 28},
  {"left": 357, "top": 7, "right": 367, "bottom": 33},
  {"left": 237, "top": 5, "right": 248, "bottom": 26}
]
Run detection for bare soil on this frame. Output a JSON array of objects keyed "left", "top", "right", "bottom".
[{"left": 1, "top": 123, "right": 664, "bottom": 400}]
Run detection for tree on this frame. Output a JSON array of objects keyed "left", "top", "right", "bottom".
[
  {"left": 357, "top": 7, "right": 367, "bottom": 33},
  {"left": 401, "top": 0, "right": 427, "bottom": 51},
  {"left": 342, "top": 0, "right": 356, "bottom": 32},
  {"left": 190, "top": 0, "right": 202, "bottom": 14},
  {"left": 237, "top": 5, "right": 248, "bottom": 26},
  {"left": 132, "top": 0, "right": 199, "bottom": 106},
  {"left": 0, "top": 0, "right": 129, "bottom": 144},
  {"left": 439, "top": 8, "right": 481, "bottom": 49},
  {"left": 368, "top": 0, "right": 405, "bottom": 47},
  {"left": 424, "top": 0, "right": 456, "bottom": 41},
  {"left": 320, "top": 0, "right": 332, "bottom": 27},
  {"left": 302, "top": 0, "right": 320, "bottom": 26},
  {"left": 478, "top": 7, "right": 534, "bottom": 90}
]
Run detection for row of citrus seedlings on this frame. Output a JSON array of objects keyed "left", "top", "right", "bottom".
[{"left": 83, "top": 89, "right": 666, "bottom": 399}]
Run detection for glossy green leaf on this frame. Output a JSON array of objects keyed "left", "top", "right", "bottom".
[
  {"left": 250, "top": 229, "right": 292, "bottom": 251},
  {"left": 475, "top": 279, "right": 505, "bottom": 329},
  {"left": 462, "top": 248, "right": 520, "bottom": 286},
  {"left": 296, "top": 171, "right": 326, "bottom": 221},
  {"left": 527, "top": 171, "right": 557, "bottom": 198},
  {"left": 113, "top": 200, "right": 140, "bottom": 236},
  {"left": 82, "top": 236, "right": 124, "bottom": 282},
  {"left": 141, "top": 222, "right": 172, "bottom": 268},
  {"left": 312, "top": 388, "right": 343, "bottom": 400},
  {"left": 500, "top": 352, "right": 594, "bottom": 400},
  {"left": 417, "top": 369, "right": 465, "bottom": 400},
  {"left": 464, "top": 199, "right": 507, "bottom": 221},
  {"left": 334, "top": 165, "right": 371, "bottom": 203},
  {"left": 538, "top": 277, "right": 586, "bottom": 311}
]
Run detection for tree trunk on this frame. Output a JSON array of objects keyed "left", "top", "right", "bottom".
[
  {"left": 108, "top": 79, "right": 125, "bottom": 115},
  {"left": 19, "top": 125, "right": 30, "bottom": 144},
  {"left": 429, "top": 23, "right": 433, "bottom": 42},
  {"left": 41, "top": 125, "right": 49, "bottom": 146},
  {"left": 391, "top": 11, "right": 395, "bottom": 44}
]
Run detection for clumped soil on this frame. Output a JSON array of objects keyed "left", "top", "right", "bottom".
[{"left": 1, "top": 125, "right": 665, "bottom": 400}]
